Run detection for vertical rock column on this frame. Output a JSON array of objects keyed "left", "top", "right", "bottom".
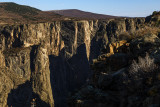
[
  {"left": 49, "top": 22, "right": 63, "bottom": 56},
  {"left": 0, "top": 71, "right": 13, "bottom": 107},
  {"left": 82, "top": 21, "right": 97, "bottom": 60},
  {"left": 0, "top": 51, "right": 5, "bottom": 67},
  {"left": 32, "top": 45, "right": 54, "bottom": 107}
]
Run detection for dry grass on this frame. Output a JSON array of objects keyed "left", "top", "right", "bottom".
[
  {"left": 118, "top": 26, "right": 160, "bottom": 41},
  {"left": 131, "top": 26, "right": 160, "bottom": 38},
  {"left": 128, "top": 53, "right": 160, "bottom": 91},
  {"left": 129, "top": 53, "right": 157, "bottom": 74}
]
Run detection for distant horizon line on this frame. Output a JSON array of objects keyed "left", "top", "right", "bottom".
[{"left": 0, "top": 2, "right": 155, "bottom": 18}]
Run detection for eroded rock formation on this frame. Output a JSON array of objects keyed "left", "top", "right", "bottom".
[
  {"left": 68, "top": 16, "right": 160, "bottom": 107},
  {"left": 0, "top": 18, "right": 146, "bottom": 107}
]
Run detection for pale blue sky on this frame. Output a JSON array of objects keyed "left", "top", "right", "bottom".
[{"left": 0, "top": 0, "right": 160, "bottom": 17}]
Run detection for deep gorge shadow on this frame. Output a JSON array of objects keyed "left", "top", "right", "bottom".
[
  {"left": 7, "top": 81, "right": 50, "bottom": 107},
  {"left": 89, "top": 36, "right": 103, "bottom": 63},
  {"left": 49, "top": 44, "right": 90, "bottom": 107},
  {"left": 7, "top": 45, "right": 50, "bottom": 107}
]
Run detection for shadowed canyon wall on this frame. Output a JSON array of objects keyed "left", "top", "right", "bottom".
[{"left": 0, "top": 18, "right": 145, "bottom": 107}]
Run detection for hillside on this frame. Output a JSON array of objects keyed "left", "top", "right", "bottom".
[
  {"left": 0, "top": 3, "right": 120, "bottom": 24},
  {"left": 50, "top": 9, "right": 119, "bottom": 19},
  {"left": 0, "top": 2, "right": 63, "bottom": 24}
]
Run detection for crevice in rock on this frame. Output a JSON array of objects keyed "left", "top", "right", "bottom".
[
  {"left": 30, "top": 45, "right": 38, "bottom": 72},
  {"left": 49, "top": 44, "right": 90, "bottom": 107}
]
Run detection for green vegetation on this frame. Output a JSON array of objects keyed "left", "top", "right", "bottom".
[
  {"left": 146, "top": 11, "right": 160, "bottom": 25},
  {"left": 22, "top": 15, "right": 39, "bottom": 21},
  {"left": 4, "top": 2, "right": 41, "bottom": 16},
  {"left": 2, "top": 2, "right": 44, "bottom": 21},
  {"left": 152, "top": 11, "right": 160, "bottom": 16}
]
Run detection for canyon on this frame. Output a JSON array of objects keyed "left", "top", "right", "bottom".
[
  {"left": 0, "top": 18, "right": 144, "bottom": 107},
  {"left": 0, "top": 2, "right": 160, "bottom": 107}
]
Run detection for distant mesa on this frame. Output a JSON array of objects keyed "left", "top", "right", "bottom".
[
  {"left": 49, "top": 9, "right": 119, "bottom": 19},
  {"left": 0, "top": 2, "right": 120, "bottom": 24}
]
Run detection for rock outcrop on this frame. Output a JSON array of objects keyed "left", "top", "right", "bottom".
[
  {"left": 0, "top": 17, "right": 147, "bottom": 107},
  {"left": 68, "top": 21, "right": 160, "bottom": 107}
]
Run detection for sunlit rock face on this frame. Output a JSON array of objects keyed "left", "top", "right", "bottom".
[{"left": 0, "top": 17, "right": 145, "bottom": 107}]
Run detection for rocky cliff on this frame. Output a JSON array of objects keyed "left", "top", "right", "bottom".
[
  {"left": 68, "top": 13, "right": 160, "bottom": 107},
  {"left": 0, "top": 17, "right": 147, "bottom": 107}
]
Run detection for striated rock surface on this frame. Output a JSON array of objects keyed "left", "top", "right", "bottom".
[
  {"left": 0, "top": 17, "right": 149, "bottom": 107},
  {"left": 31, "top": 45, "right": 54, "bottom": 107},
  {"left": 68, "top": 20, "right": 160, "bottom": 107}
]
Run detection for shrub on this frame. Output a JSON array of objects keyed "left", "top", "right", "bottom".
[
  {"left": 152, "top": 11, "right": 160, "bottom": 16},
  {"left": 128, "top": 53, "right": 159, "bottom": 92},
  {"left": 118, "top": 26, "right": 160, "bottom": 41},
  {"left": 129, "top": 53, "right": 157, "bottom": 75},
  {"left": 130, "top": 26, "right": 160, "bottom": 39},
  {"left": 118, "top": 32, "right": 131, "bottom": 41}
]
